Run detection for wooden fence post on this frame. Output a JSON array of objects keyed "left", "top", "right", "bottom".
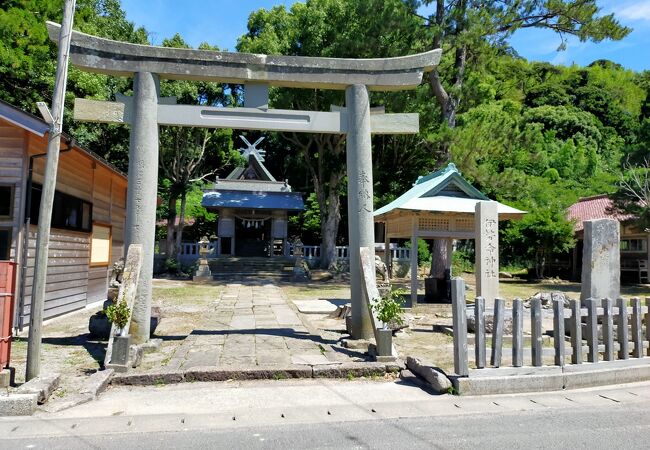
[
  {"left": 552, "top": 298, "right": 565, "bottom": 367},
  {"left": 451, "top": 277, "right": 468, "bottom": 377},
  {"left": 474, "top": 297, "right": 486, "bottom": 369},
  {"left": 531, "top": 297, "right": 542, "bottom": 367},
  {"left": 646, "top": 298, "right": 650, "bottom": 357},
  {"left": 631, "top": 297, "right": 643, "bottom": 358},
  {"left": 512, "top": 298, "right": 524, "bottom": 368},
  {"left": 490, "top": 298, "right": 504, "bottom": 368},
  {"left": 570, "top": 300, "right": 582, "bottom": 364},
  {"left": 602, "top": 298, "right": 614, "bottom": 361},
  {"left": 586, "top": 298, "right": 598, "bottom": 363},
  {"left": 617, "top": 297, "right": 629, "bottom": 360}
]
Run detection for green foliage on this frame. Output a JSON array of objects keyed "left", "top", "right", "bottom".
[
  {"left": 502, "top": 204, "right": 576, "bottom": 278},
  {"left": 452, "top": 249, "right": 474, "bottom": 274},
  {"left": 104, "top": 298, "right": 130, "bottom": 330},
  {"left": 288, "top": 193, "right": 321, "bottom": 243},
  {"left": 405, "top": 239, "right": 431, "bottom": 265},
  {"left": 372, "top": 288, "right": 406, "bottom": 329},
  {"left": 164, "top": 258, "right": 180, "bottom": 274}
]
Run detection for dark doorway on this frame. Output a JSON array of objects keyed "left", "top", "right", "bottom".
[{"left": 235, "top": 217, "right": 271, "bottom": 257}]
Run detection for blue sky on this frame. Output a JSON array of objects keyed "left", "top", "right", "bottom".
[{"left": 120, "top": 0, "right": 650, "bottom": 71}]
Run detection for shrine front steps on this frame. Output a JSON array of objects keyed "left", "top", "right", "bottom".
[{"left": 208, "top": 257, "right": 295, "bottom": 281}]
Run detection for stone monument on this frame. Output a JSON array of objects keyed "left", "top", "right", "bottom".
[
  {"left": 581, "top": 218, "right": 620, "bottom": 304},
  {"left": 475, "top": 201, "right": 499, "bottom": 304}
]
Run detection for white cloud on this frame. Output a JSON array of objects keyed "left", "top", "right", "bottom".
[{"left": 615, "top": 1, "right": 650, "bottom": 21}]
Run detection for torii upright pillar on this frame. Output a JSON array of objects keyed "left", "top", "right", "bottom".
[
  {"left": 125, "top": 72, "right": 159, "bottom": 344},
  {"left": 346, "top": 84, "right": 374, "bottom": 339}
]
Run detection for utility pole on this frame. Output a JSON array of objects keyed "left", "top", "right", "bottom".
[{"left": 26, "top": 0, "right": 76, "bottom": 381}]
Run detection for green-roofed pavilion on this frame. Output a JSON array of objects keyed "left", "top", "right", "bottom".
[{"left": 374, "top": 163, "right": 525, "bottom": 304}]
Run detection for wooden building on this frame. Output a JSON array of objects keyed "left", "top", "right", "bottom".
[
  {"left": 567, "top": 195, "right": 649, "bottom": 283},
  {"left": 0, "top": 100, "right": 127, "bottom": 328},
  {"left": 201, "top": 137, "right": 303, "bottom": 257},
  {"left": 374, "top": 163, "right": 525, "bottom": 304}
]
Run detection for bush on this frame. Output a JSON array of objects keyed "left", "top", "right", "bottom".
[
  {"left": 104, "top": 298, "right": 131, "bottom": 330},
  {"left": 452, "top": 249, "right": 474, "bottom": 274},
  {"left": 372, "top": 288, "right": 407, "bottom": 329}
]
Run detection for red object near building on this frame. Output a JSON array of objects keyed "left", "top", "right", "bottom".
[{"left": 0, "top": 261, "right": 16, "bottom": 368}]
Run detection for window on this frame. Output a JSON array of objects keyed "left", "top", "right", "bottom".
[
  {"left": 621, "top": 239, "right": 647, "bottom": 252},
  {"left": 0, "top": 185, "right": 14, "bottom": 220},
  {"left": 30, "top": 184, "right": 92, "bottom": 232},
  {"left": 90, "top": 224, "right": 111, "bottom": 266},
  {"left": 0, "top": 228, "right": 10, "bottom": 260}
]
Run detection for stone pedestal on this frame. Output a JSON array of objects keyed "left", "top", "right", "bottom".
[
  {"left": 375, "top": 328, "right": 393, "bottom": 357},
  {"left": 581, "top": 219, "right": 620, "bottom": 304},
  {"left": 110, "top": 335, "right": 131, "bottom": 366},
  {"left": 193, "top": 259, "right": 212, "bottom": 281}
]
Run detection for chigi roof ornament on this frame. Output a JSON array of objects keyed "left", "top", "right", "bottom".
[{"left": 239, "top": 136, "right": 267, "bottom": 162}]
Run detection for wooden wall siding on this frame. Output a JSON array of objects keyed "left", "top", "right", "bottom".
[
  {"left": 22, "top": 227, "right": 90, "bottom": 319},
  {"left": 109, "top": 181, "right": 126, "bottom": 265},
  {"left": 1, "top": 117, "right": 128, "bottom": 322},
  {"left": 0, "top": 120, "right": 26, "bottom": 260}
]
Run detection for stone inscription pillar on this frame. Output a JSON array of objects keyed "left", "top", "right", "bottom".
[
  {"left": 346, "top": 84, "right": 375, "bottom": 340},
  {"left": 475, "top": 201, "right": 499, "bottom": 304},
  {"left": 581, "top": 218, "right": 620, "bottom": 304},
  {"left": 125, "top": 72, "right": 159, "bottom": 344}
]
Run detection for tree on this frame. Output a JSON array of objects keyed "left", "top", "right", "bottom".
[
  {"left": 612, "top": 158, "right": 650, "bottom": 231},
  {"left": 503, "top": 203, "right": 576, "bottom": 279},
  {"left": 0, "top": 0, "right": 149, "bottom": 172},
  {"left": 158, "top": 34, "right": 240, "bottom": 260},
  {"left": 238, "top": 0, "right": 426, "bottom": 269},
  {"left": 417, "top": 0, "right": 630, "bottom": 135}
]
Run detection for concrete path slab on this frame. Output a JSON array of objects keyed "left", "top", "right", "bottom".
[
  {"left": 130, "top": 281, "right": 367, "bottom": 376},
  {"left": 292, "top": 300, "right": 339, "bottom": 314}
]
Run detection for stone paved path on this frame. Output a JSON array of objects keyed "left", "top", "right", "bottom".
[{"left": 163, "top": 282, "right": 355, "bottom": 370}]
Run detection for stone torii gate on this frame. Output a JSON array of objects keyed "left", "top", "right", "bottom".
[{"left": 47, "top": 22, "right": 441, "bottom": 343}]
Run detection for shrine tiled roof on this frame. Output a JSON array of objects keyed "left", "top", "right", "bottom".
[
  {"left": 202, "top": 190, "right": 304, "bottom": 211},
  {"left": 567, "top": 195, "right": 635, "bottom": 232}
]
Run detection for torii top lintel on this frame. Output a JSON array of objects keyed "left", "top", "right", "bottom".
[{"left": 47, "top": 22, "right": 441, "bottom": 91}]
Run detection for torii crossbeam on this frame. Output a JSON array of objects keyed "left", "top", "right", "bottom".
[{"left": 47, "top": 21, "right": 441, "bottom": 343}]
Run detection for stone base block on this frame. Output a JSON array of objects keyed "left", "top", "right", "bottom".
[
  {"left": 105, "top": 363, "right": 129, "bottom": 374},
  {"left": 140, "top": 338, "right": 163, "bottom": 354},
  {"left": 16, "top": 373, "right": 60, "bottom": 404},
  {"left": 79, "top": 369, "right": 114, "bottom": 399},
  {"left": 0, "top": 393, "right": 37, "bottom": 416},
  {"left": 193, "top": 275, "right": 212, "bottom": 282},
  {"left": 340, "top": 338, "right": 371, "bottom": 351},
  {"left": 110, "top": 335, "right": 131, "bottom": 366},
  {"left": 129, "top": 344, "right": 144, "bottom": 368},
  {"left": 0, "top": 368, "right": 15, "bottom": 388}
]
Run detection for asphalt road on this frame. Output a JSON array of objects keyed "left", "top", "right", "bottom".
[
  {"left": 5, "top": 404, "right": 650, "bottom": 450},
  {"left": 2, "top": 379, "right": 650, "bottom": 449}
]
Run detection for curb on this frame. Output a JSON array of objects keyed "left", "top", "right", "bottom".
[
  {"left": 452, "top": 358, "right": 650, "bottom": 395},
  {"left": 111, "top": 362, "right": 404, "bottom": 386}
]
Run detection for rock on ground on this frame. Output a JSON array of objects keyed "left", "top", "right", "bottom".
[{"left": 405, "top": 356, "right": 452, "bottom": 393}]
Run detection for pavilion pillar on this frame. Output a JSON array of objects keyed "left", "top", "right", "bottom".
[
  {"left": 384, "top": 224, "right": 391, "bottom": 279},
  {"left": 410, "top": 217, "right": 418, "bottom": 306},
  {"left": 346, "top": 84, "right": 374, "bottom": 340},
  {"left": 125, "top": 72, "right": 159, "bottom": 344}
]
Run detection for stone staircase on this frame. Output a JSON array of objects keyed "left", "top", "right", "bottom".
[{"left": 208, "top": 257, "right": 295, "bottom": 281}]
